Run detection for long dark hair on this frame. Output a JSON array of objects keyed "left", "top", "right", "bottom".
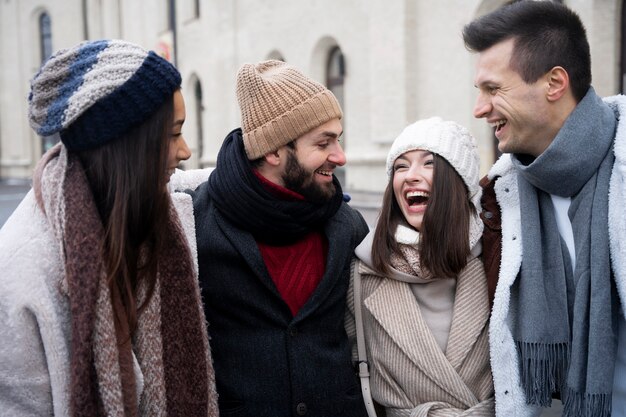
[
  {"left": 77, "top": 93, "right": 174, "bottom": 336},
  {"left": 371, "top": 154, "right": 473, "bottom": 278}
]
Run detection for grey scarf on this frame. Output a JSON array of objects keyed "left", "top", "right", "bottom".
[{"left": 511, "top": 87, "right": 618, "bottom": 417}]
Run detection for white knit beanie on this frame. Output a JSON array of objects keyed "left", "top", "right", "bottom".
[{"left": 386, "top": 117, "right": 482, "bottom": 208}]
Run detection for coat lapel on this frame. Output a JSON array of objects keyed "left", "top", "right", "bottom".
[
  {"left": 361, "top": 262, "right": 479, "bottom": 407},
  {"left": 213, "top": 208, "right": 285, "bottom": 302},
  {"left": 296, "top": 207, "right": 352, "bottom": 320},
  {"left": 445, "top": 258, "right": 490, "bottom": 370}
]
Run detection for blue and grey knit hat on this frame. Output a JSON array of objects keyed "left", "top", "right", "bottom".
[{"left": 28, "top": 39, "right": 181, "bottom": 151}]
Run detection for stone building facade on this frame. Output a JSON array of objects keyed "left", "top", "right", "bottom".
[{"left": 0, "top": 0, "right": 623, "bottom": 196}]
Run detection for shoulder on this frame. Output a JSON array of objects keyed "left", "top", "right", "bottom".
[
  {"left": 335, "top": 202, "right": 369, "bottom": 244},
  {"left": 487, "top": 153, "right": 515, "bottom": 181},
  {"left": 168, "top": 168, "right": 213, "bottom": 192}
]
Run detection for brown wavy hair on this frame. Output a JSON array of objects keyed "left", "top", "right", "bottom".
[{"left": 371, "top": 154, "right": 473, "bottom": 278}]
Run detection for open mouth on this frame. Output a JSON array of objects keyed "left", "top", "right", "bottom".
[
  {"left": 315, "top": 169, "right": 333, "bottom": 177},
  {"left": 491, "top": 119, "right": 507, "bottom": 134},
  {"left": 406, "top": 191, "right": 429, "bottom": 207}
]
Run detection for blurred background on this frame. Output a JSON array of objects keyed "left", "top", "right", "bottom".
[{"left": 0, "top": 0, "right": 624, "bottom": 227}]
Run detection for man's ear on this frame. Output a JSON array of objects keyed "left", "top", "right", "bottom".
[
  {"left": 264, "top": 149, "right": 282, "bottom": 167},
  {"left": 546, "top": 66, "right": 570, "bottom": 102}
]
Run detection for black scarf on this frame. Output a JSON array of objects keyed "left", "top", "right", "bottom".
[{"left": 207, "top": 128, "right": 343, "bottom": 245}]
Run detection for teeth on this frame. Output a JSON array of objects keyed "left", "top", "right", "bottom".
[
  {"left": 316, "top": 170, "right": 332, "bottom": 176},
  {"left": 406, "top": 191, "right": 429, "bottom": 198},
  {"left": 490, "top": 120, "right": 506, "bottom": 128}
]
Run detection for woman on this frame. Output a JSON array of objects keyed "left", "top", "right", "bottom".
[
  {"left": 347, "top": 117, "right": 494, "bottom": 416},
  {"left": 0, "top": 40, "right": 218, "bottom": 416}
]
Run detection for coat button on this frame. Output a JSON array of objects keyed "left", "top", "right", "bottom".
[
  {"left": 289, "top": 327, "right": 298, "bottom": 337},
  {"left": 484, "top": 211, "right": 494, "bottom": 219},
  {"left": 296, "top": 402, "right": 307, "bottom": 415}
]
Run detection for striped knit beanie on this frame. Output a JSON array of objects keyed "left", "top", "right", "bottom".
[
  {"left": 28, "top": 39, "right": 181, "bottom": 151},
  {"left": 386, "top": 117, "right": 482, "bottom": 208},
  {"left": 236, "top": 60, "right": 343, "bottom": 160}
]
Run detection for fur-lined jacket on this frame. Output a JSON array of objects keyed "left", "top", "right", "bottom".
[
  {"left": 480, "top": 94, "right": 626, "bottom": 416},
  {"left": 0, "top": 145, "right": 218, "bottom": 416}
]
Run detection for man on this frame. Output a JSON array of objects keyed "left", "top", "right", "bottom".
[
  {"left": 173, "top": 60, "right": 369, "bottom": 417},
  {"left": 463, "top": 2, "right": 626, "bottom": 416}
]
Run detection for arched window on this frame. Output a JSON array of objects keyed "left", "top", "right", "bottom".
[
  {"left": 326, "top": 46, "right": 345, "bottom": 113},
  {"left": 39, "top": 12, "right": 52, "bottom": 64},
  {"left": 326, "top": 46, "right": 346, "bottom": 185},
  {"left": 194, "top": 79, "right": 204, "bottom": 167}
]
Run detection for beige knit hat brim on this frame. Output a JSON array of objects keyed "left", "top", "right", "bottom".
[{"left": 243, "top": 90, "right": 342, "bottom": 160}]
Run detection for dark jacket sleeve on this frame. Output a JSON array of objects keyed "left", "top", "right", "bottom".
[{"left": 479, "top": 175, "right": 502, "bottom": 309}]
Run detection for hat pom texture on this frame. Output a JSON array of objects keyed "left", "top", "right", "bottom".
[
  {"left": 386, "top": 117, "right": 482, "bottom": 208},
  {"left": 28, "top": 39, "right": 181, "bottom": 151},
  {"left": 236, "top": 60, "right": 343, "bottom": 160}
]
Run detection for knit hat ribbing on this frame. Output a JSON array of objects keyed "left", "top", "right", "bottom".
[
  {"left": 28, "top": 39, "right": 181, "bottom": 151},
  {"left": 386, "top": 117, "right": 482, "bottom": 208},
  {"left": 236, "top": 60, "right": 343, "bottom": 160}
]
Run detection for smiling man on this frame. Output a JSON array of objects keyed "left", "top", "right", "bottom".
[
  {"left": 181, "top": 60, "right": 369, "bottom": 417},
  {"left": 463, "top": 2, "right": 626, "bottom": 417}
]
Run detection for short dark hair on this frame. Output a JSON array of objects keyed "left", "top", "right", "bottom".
[
  {"left": 371, "top": 154, "right": 472, "bottom": 278},
  {"left": 463, "top": 0, "right": 591, "bottom": 101}
]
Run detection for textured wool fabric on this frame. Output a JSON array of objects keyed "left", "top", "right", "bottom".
[
  {"left": 386, "top": 117, "right": 482, "bottom": 209},
  {"left": 28, "top": 39, "right": 181, "bottom": 151},
  {"left": 207, "top": 128, "right": 344, "bottom": 245},
  {"left": 236, "top": 60, "right": 343, "bottom": 160},
  {"left": 347, "top": 251, "right": 494, "bottom": 416},
  {"left": 479, "top": 93, "right": 626, "bottom": 417},
  {"left": 28, "top": 144, "right": 217, "bottom": 416},
  {"left": 511, "top": 88, "right": 617, "bottom": 416},
  {"left": 255, "top": 174, "right": 328, "bottom": 316}
]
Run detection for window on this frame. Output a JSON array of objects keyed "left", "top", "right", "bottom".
[
  {"left": 326, "top": 46, "right": 345, "bottom": 110},
  {"left": 194, "top": 79, "right": 204, "bottom": 167},
  {"left": 326, "top": 46, "right": 346, "bottom": 185},
  {"left": 194, "top": 0, "right": 200, "bottom": 18},
  {"left": 39, "top": 12, "right": 52, "bottom": 64}
]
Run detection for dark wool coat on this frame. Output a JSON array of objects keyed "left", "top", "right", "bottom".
[{"left": 191, "top": 180, "right": 369, "bottom": 417}]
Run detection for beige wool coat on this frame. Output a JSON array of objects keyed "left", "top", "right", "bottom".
[{"left": 346, "top": 232, "right": 495, "bottom": 417}]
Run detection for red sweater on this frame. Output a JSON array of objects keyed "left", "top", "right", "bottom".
[{"left": 254, "top": 171, "right": 328, "bottom": 316}]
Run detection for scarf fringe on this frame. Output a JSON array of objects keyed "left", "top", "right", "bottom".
[
  {"left": 516, "top": 341, "right": 569, "bottom": 407},
  {"left": 563, "top": 387, "right": 611, "bottom": 417}
]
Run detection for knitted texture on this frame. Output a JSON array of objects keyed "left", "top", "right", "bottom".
[
  {"left": 386, "top": 117, "right": 482, "bottom": 208},
  {"left": 28, "top": 39, "right": 181, "bottom": 151},
  {"left": 236, "top": 60, "right": 343, "bottom": 160}
]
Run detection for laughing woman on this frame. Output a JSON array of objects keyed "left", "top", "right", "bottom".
[
  {"left": 0, "top": 40, "right": 217, "bottom": 416},
  {"left": 347, "top": 117, "right": 494, "bottom": 417}
]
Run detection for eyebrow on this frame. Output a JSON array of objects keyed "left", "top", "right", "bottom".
[
  {"left": 318, "top": 130, "right": 343, "bottom": 139},
  {"left": 395, "top": 151, "right": 433, "bottom": 162}
]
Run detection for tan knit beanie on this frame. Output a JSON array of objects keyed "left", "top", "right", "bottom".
[{"left": 236, "top": 60, "right": 343, "bottom": 160}]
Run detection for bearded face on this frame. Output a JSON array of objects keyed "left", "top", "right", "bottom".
[{"left": 281, "top": 148, "right": 337, "bottom": 203}]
